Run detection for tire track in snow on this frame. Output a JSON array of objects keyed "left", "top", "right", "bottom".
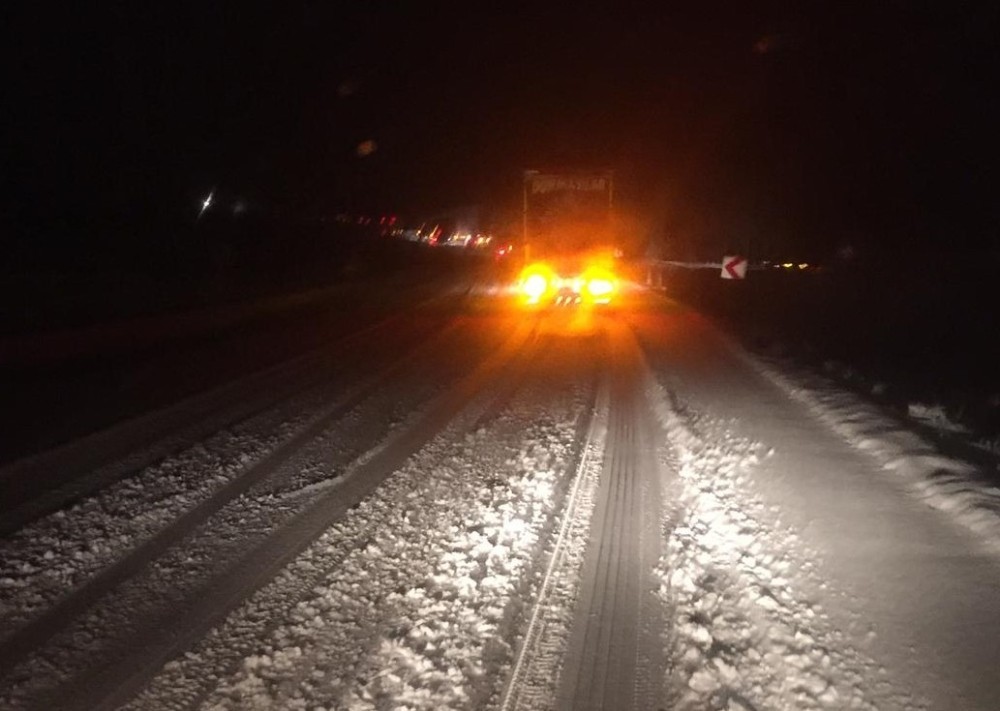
[
  {"left": 555, "top": 321, "right": 664, "bottom": 711},
  {"left": 14, "top": 318, "right": 538, "bottom": 711},
  {"left": 0, "top": 317, "right": 467, "bottom": 678},
  {"left": 317, "top": 331, "right": 595, "bottom": 711},
  {"left": 0, "top": 293, "right": 468, "bottom": 633},
  {"left": 125, "top": 321, "right": 595, "bottom": 711},
  {"left": 498, "top": 364, "right": 606, "bottom": 711},
  {"left": 0, "top": 290, "right": 462, "bottom": 535}
]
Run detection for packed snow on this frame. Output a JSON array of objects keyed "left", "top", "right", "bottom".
[
  {"left": 126, "top": 362, "right": 593, "bottom": 711},
  {"left": 0, "top": 321, "right": 498, "bottom": 709},
  {"left": 0, "top": 406, "right": 304, "bottom": 629},
  {"left": 498, "top": 385, "right": 606, "bottom": 711},
  {"left": 641, "top": 315, "right": 1000, "bottom": 711},
  {"left": 749, "top": 357, "right": 1000, "bottom": 550},
  {"left": 649, "top": 381, "right": 911, "bottom": 710},
  {"left": 4, "top": 300, "right": 1000, "bottom": 711}
]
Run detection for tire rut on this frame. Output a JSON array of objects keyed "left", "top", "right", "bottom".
[
  {"left": 556, "top": 321, "right": 665, "bottom": 711},
  {"left": 11, "top": 317, "right": 539, "bottom": 711}
]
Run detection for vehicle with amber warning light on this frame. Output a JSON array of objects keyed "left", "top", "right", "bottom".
[
  {"left": 517, "top": 258, "right": 618, "bottom": 306},
  {"left": 518, "top": 170, "right": 621, "bottom": 306}
]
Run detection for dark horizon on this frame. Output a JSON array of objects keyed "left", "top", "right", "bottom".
[{"left": 5, "top": 3, "right": 999, "bottom": 263}]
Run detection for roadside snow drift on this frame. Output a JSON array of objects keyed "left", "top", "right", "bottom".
[{"left": 748, "top": 357, "right": 1000, "bottom": 550}]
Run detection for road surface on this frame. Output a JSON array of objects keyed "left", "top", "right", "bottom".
[{"left": 2, "top": 272, "right": 1000, "bottom": 710}]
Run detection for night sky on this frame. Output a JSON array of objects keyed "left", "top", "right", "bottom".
[{"left": 5, "top": 3, "right": 998, "bottom": 261}]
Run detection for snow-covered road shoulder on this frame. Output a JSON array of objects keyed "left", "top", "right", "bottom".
[
  {"left": 746, "top": 356, "right": 1000, "bottom": 551},
  {"left": 647, "top": 381, "right": 913, "bottom": 711}
]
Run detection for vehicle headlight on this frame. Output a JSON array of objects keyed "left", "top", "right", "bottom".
[
  {"left": 522, "top": 273, "right": 549, "bottom": 300},
  {"left": 586, "top": 277, "right": 615, "bottom": 298}
]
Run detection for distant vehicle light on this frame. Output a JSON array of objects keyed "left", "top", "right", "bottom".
[{"left": 798, "top": 263, "right": 809, "bottom": 269}]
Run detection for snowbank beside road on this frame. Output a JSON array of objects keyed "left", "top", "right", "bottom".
[{"left": 748, "top": 358, "right": 1000, "bottom": 551}]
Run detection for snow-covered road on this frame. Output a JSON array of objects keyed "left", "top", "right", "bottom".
[
  {"left": 2, "top": 283, "right": 999, "bottom": 710},
  {"left": 631, "top": 302, "right": 1000, "bottom": 710}
]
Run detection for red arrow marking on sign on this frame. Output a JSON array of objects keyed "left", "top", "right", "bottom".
[{"left": 724, "top": 256, "right": 746, "bottom": 279}]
